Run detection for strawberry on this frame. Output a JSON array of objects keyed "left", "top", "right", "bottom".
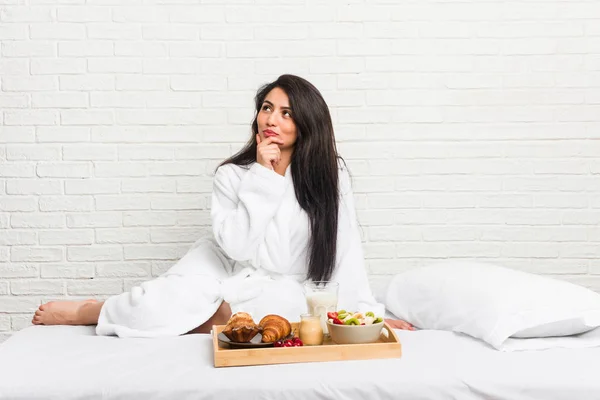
[
  {"left": 332, "top": 318, "right": 344, "bottom": 325},
  {"left": 327, "top": 312, "right": 338, "bottom": 319}
]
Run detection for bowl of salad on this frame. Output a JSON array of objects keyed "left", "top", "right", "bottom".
[{"left": 326, "top": 310, "right": 385, "bottom": 344}]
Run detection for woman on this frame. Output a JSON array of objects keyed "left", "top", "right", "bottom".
[{"left": 32, "top": 74, "right": 414, "bottom": 336}]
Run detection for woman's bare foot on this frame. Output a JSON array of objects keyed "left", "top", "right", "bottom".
[{"left": 32, "top": 299, "right": 100, "bottom": 326}]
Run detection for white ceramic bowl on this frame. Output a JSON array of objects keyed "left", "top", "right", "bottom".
[{"left": 327, "top": 321, "right": 384, "bottom": 344}]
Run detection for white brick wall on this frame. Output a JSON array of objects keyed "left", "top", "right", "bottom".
[{"left": 1, "top": 1, "right": 600, "bottom": 345}]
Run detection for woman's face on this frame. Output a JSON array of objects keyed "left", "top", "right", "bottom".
[{"left": 257, "top": 87, "right": 298, "bottom": 151}]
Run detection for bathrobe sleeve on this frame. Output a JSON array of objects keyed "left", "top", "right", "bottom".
[
  {"left": 331, "top": 164, "right": 386, "bottom": 317},
  {"left": 211, "top": 163, "right": 287, "bottom": 262}
]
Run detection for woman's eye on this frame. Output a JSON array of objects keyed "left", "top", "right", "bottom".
[
  {"left": 262, "top": 105, "right": 271, "bottom": 111},
  {"left": 283, "top": 111, "right": 291, "bottom": 117}
]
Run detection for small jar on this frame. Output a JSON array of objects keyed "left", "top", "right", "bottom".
[{"left": 299, "top": 314, "right": 324, "bottom": 346}]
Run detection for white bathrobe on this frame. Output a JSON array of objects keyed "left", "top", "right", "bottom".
[{"left": 96, "top": 162, "right": 384, "bottom": 338}]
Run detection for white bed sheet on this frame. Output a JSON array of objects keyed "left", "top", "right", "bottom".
[{"left": 1, "top": 324, "right": 599, "bottom": 400}]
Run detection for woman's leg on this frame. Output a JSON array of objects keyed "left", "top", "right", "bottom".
[
  {"left": 32, "top": 299, "right": 104, "bottom": 326},
  {"left": 185, "top": 301, "right": 232, "bottom": 334},
  {"left": 33, "top": 299, "right": 232, "bottom": 332},
  {"left": 32, "top": 242, "right": 235, "bottom": 332}
]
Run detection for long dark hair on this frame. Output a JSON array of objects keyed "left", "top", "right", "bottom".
[{"left": 218, "top": 74, "right": 340, "bottom": 282}]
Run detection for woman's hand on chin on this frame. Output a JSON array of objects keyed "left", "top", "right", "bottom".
[{"left": 385, "top": 319, "right": 416, "bottom": 331}]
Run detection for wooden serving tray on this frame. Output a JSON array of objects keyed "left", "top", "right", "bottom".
[{"left": 212, "top": 322, "right": 402, "bottom": 368}]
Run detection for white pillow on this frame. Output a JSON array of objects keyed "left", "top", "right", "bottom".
[{"left": 385, "top": 262, "right": 600, "bottom": 350}]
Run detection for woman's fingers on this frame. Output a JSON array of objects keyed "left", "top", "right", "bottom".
[
  {"left": 258, "top": 136, "right": 284, "bottom": 147},
  {"left": 398, "top": 320, "right": 414, "bottom": 330},
  {"left": 259, "top": 146, "right": 281, "bottom": 163},
  {"left": 385, "top": 319, "right": 416, "bottom": 330},
  {"left": 261, "top": 149, "right": 280, "bottom": 160},
  {"left": 256, "top": 135, "right": 283, "bottom": 170}
]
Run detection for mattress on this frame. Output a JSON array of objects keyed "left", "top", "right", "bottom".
[{"left": 1, "top": 324, "right": 599, "bottom": 400}]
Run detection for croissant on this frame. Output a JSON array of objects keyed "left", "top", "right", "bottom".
[
  {"left": 259, "top": 314, "right": 292, "bottom": 343},
  {"left": 222, "top": 312, "right": 261, "bottom": 343}
]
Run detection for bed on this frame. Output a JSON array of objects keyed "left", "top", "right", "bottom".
[{"left": 1, "top": 322, "right": 599, "bottom": 400}]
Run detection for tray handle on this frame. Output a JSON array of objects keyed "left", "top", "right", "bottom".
[
  {"left": 381, "top": 325, "right": 391, "bottom": 339},
  {"left": 381, "top": 322, "right": 401, "bottom": 343}
]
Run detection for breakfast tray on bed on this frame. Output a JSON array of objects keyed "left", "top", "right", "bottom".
[{"left": 212, "top": 322, "right": 402, "bottom": 368}]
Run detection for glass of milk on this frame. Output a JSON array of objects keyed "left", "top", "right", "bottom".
[{"left": 303, "top": 281, "right": 339, "bottom": 336}]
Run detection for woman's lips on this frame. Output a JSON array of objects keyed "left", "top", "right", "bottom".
[{"left": 263, "top": 130, "right": 278, "bottom": 137}]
